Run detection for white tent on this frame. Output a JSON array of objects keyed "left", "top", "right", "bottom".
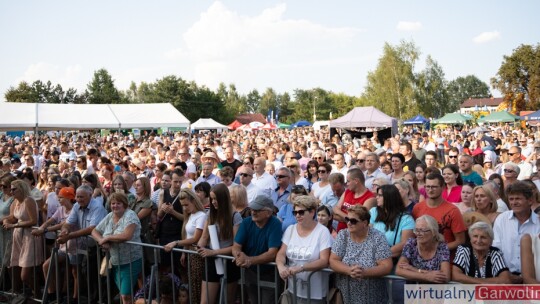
[
  {"left": 191, "top": 118, "right": 228, "bottom": 132},
  {"left": 313, "top": 120, "right": 329, "bottom": 130},
  {"left": 0, "top": 102, "right": 190, "bottom": 130},
  {"left": 329, "top": 106, "right": 397, "bottom": 133}
]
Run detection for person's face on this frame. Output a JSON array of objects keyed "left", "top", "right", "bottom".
[
  {"left": 425, "top": 155, "right": 435, "bottom": 166},
  {"left": 317, "top": 166, "right": 328, "bottom": 180},
  {"left": 331, "top": 182, "right": 345, "bottom": 198},
  {"left": 442, "top": 168, "right": 457, "bottom": 185},
  {"left": 381, "top": 164, "right": 392, "bottom": 175},
  {"left": 180, "top": 199, "right": 194, "bottom": 214},
  {"left": 398, "top": 145, "right": 409, "bottom": 156},
  {"left": 491, "top": 177, "right": 502, "bottom": 189},
  {"left": 110, "top": 199, "right": 126, "bottom": 214},
  {"left": 458, "top": 156, "right": 472, "bottom": 172},
  {"left": 425, "top": 179, "right": 443, "bottom": 200},
  {"left": 134, "top": 180, "right": 144, "bottom": 195},
  {"left": 411, "top": 140, "right": 419, "bottom": 150},
  {"left": 275, "top": 169, "right": 290, "bottom": 187},
  {"left": 503, "top": 166, "right": 518, "bottom": 179},
  {"left": 225, "top": 148, "right": 234, "bottom": 160},
  {"left": 391, "top": 157, "right": 402, "bottom": 170},
  {"left": 333, "top": 155, "right": 344, "bottom": 168},
  {"left": 375, "top": 188, "right": 384, "bottom": 206},
  {"left": 171, "top": 174, "right": 182, "bottom": 190},
  {"left": 469, "top": 229, "right": 492, "bottom": 253},
  {"left": 415, "top": 167, "right": 425, "bottom": 182},
  {"left": 414, "top": 220, "right": 433, "bottom": 244},
  {"left": 267, "top": 149, "right": 276, "bottom": 161},
  {"left": 345, "top": 213, "right": 366, "bottom": 234},
  {"left": 474, "top": 188, "right": 491, "bottom": 212},
  {"left": 177, "top": 150, "right": 188, "bottom": 162},
  {"left": 293, "top": 205, "right": 313, "bottom": 224},
  {"left": 317, "top": 210, "right": 331, "bottom": 226},
  {"left": 58, "top": 196, "right": 71, "bottom": 207},
  {"left": 265, "top": 165, "right": 275, "bottom": 176},
  {"left": 251, "top": 208, "right": 272, "bottom": 225},
  {"left": 448, "top": 152, "right": 459, "bottom": 164},
  {"left": 75, "top": 190, "right": 91, "bottom": 208},
  {"left": 202, "top": 164, "right": 213, "bottom": 177},
  {"left": 179, "top": 290, "right": 189, "bottom": 304},
  {"left": 239, "top": 170, "right": 253, "bottom": 186},
  {"left": 508, "top": 193, "right": 533, "bottom": 214},
  {"left": 312, "top": 154, "right": 324, "bottom": 165},
  {"left": 364, "top": 156, "right": 377, "bottom": 171},
  {"left": 308, "top": 164, "right": 317, "bottom": 175},
  {"left": 403, "top": 174, "right": 414, "bottom": 187},
  {"left": 221, "top": 176, "right": 232, "bottom": 186},
  {"left": 508, "top": 148, "right": 521, "bottom": 162},
  {"left": 210, "top": 192, "right": 218, "bottom": 209},
  {"left": 461, "top": 185, "right": 474, "bottom": 204},
  {"left": 253, "top": 159, "right": 264, "bottom": 173}
]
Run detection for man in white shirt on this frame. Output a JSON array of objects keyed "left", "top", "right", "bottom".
[
  {"left": 251, "top": 157, "right": 276, "bottom": 198},
  {"left": 507, "top": 146, "right": 533, "bottom": 180},
  {"left": 363, "top": 152, "right": 388, "bottom": 190},
  {"left": 266, "top": 147, "right": 283, "bottom": 170},
  {"left": 492, "top": 181, "right": 540, "bottom": 284},
  {"left": 331, "top": 153, "right": 348, "bottom": 181},
  {"left": 238, "top": 166, "right": 263, "bottom": 204},
  {"left": 177, "top": 147, "right": 197, "bottom": 180}
]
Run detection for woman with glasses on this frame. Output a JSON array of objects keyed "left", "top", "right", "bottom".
[
  {"left": 75, "top": 156, "right": 88, "bottom": 177},
  {"left": 329, "top": 205, "right": 392, "bottom": 303},
  {"left": 452, "top": 221, "right": 511, "bottom": 283},
  {"left": 277, "top": 185, "right": 309, "bottom": 233},
  {"left": 395, "top": 215, "right": 450, "bottom": 283},
  {"left": 276, "top": 195, "right": 332, "bottom": 304},
  {"left": 310, "top": 162, "right": 332, "bottom": 200},
  {"left": 3, "top": 180, "right": 44, "bottom": 296}
]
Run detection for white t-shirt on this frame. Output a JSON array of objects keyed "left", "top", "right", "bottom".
[
  {"left": 311, "top": 182, "right": 332, "bottom": 200},
  {"left": 45, "top": 192, "right": 60, "bottom": 239},
  {"left": 282, "top": 223, "right": 332, "bottom": 299},
  {"left": 185, "top": 211, "right": 207, "bottom": 239}
]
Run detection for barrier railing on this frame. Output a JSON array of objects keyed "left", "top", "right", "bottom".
[{"left": 0, "top": 237, "right": 457, "bottom": 304}]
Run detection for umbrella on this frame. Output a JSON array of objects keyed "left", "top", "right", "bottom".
[{"left": 249, "top": 121, "right": 264, "bottom": 129}]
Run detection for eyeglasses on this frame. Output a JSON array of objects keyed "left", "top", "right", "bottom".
[
  {"left": 312, "top": 157, "right": 323, "bottom": 160},
  {"left": 292, "top": 209, "right": 309, "bottom": 216},
  {"left": 503, "top": 169, "right": 515, "bottom": 173},
  {"left": 325, "top": 149, "right": 332, "bottom": 152},
  {"left": 276, "top": 175, "right": 289, "bottom": 179},
  {"left": 286, "top": 165, "right": 296, "bottom": 169},
  {"left": 425, "top": 185, "right": 440, "bottom": 189},
  {"left": 508, "top": 153, "right": 516, "bottom": 156},
  {"left": 239, "top": 173, "right": 252, "bottom": 178},
  {"left": 413, "top": 228, "right": 431, "bottom": 235},
  {"left": 76, "top": 160, "right": 82, "bottom": 163},
  {"left": 317, "top": 170, "right": 327, "bottom": 173},
  {"left": 357, "top": 159, "right": 365, "bottom": 163},
  {"left": 448, "top": 155, "right": 458, "bottom": 158},
  {"left": 344, "top": 217, "right": 360, "bottom": 225}
]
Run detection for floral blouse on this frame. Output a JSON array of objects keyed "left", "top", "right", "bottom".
[{"left": 402, "top": 237, "right": 450, "bottom": 271}]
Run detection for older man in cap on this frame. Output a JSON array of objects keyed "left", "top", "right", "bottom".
[{"left": 233, "top": 195, "right": 282, "bottom": 304}]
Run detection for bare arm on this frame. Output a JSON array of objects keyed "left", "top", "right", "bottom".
[
  {"left": 332, "top": 193, "right": 346, "bottom": 222},
  {"left": 447, "top": 231, "right": 465, "bottom": 251},
  {"left": 521, "top": 234, "right": 540, "bottom": 284},
  {"left": 137, "top": 207, "right": 152, "bottom": 220},
  {"left": 452, "top": 265, "right": 511, "bottom": 284},
  {"left": 95, "top": 223, "right": 137, "bottom": 244},
  {"left": 391, "top": 229, "right": 414, "bottom": 258}
]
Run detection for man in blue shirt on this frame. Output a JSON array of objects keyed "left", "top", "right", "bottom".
[
  {"left": 271, "top": 167, "right": 292, "bottom": 209},
  {"left": 233, "top": 195, "right": 282, "bottom": 304},
  {"left": 459, "top": 155, "right": 483, "bottom": 186}
]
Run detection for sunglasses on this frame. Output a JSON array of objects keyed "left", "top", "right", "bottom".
[
  {"left": 276, "top": 175, "right": 289, "bottom": 179},
  {"left": 292, "top": 209, "right": 309, "bottom": 216},
  {"left": 344, "top": 217, "right": 360, "bottom": 225},
  {"left": 240, "top": 173, "right": 252, "bottom": 178},
  {"left": 286, "top": 165, "right": 296, "bottom": 169},
  {"left": 356, "top": 159, "right": 365, "bottom": 163},
  {"left": 503, "top": 169, "right": 515, "bottom": 173},
  {"left": 243, "top": 162, "right": 251, "bottom": 165},
  {"left": 312, "top": 157, "right": 323, "bottom": 160},
  {"left": 325, "top": 149, "right": 332, "bottom": 152},
  {"left": 508, "top": 153, "right": 516, "bottom": 156},
  {"left": 317, "top": 170, "right": 327, "bottom": 173},
  {"left": 448, "top": 155, "right": 458, "bottom": 158}
]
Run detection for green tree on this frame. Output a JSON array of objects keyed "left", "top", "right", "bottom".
[
  {"left": 446, "top": 75, "right": 490, "bottom": 113},
  {"left": 246, "top": 89, "right": 261, "bottom": 113},
  {"left": 491, "top": 43, "right": 540, "bottom": 110},
  {"left": 259, "top": 88, "right": 278, "bottom": 116},
  {"left": 362, "top": 40, "right": 419, "bottom": 119},
  {"left": 416, "top": 56, "right": 449, "bottom": 118},
  {"left": 86, "top": 68, "right": 121, "bottom": 104},
  {"left": 5, "top": 81, "right": 37, "bottom": 102}
]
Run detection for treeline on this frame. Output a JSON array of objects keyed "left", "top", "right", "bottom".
[{"left": 5, "top": 40, "right": 538, "bottom": 124}]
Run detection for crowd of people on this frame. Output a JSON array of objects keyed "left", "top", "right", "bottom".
[{"left": 0, "top": 122, "right": 539, "bottom": 303}]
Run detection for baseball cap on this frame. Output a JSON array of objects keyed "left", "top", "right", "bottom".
[{"left": 250, "top": 195, "right": 274, "bottom": 211}]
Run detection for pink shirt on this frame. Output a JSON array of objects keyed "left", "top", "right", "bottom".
[{"left": 442, "top": 185, "right": 462, "bottom": 203}]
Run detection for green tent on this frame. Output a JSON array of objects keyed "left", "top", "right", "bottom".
[
  {"left": 278, "top": 122, "right": 290, "bottom": 129},
  {"left": 432, "top": 113, "right": 471, "bottom": 124},
  {"left": 477, "top": 111, "right": 521, "bottom": 123}
]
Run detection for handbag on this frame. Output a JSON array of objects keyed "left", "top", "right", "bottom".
[
  {"left": 99, "top": 255, "right": 111, "bottom": 276},
  {"left": 278, "top": 288, "right": 293, "bottom": 304},
  {"left": 327, "top": 287, "right": 344, "bottom": 304}
]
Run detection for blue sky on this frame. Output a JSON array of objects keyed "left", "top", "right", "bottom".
[{"left": 1, "top": 1, "right": 538, "bottom": 100}]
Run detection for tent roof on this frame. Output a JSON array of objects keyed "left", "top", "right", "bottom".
[
  {"left": 191, "top": 118, "right": 228, "bottom": 130},
  {"left": 329, "top": 106, "right": 396, "bottom": 128},
  {"left": 0, "top": 102, "right": 190, "bottom": 130},
  {"left": 521, "top": 110, "right": 540, "bottom": 121},
  {"left": 477, "top": 111, "right": 520, "bottom": 123},
  {"left": 432, "top": 113, "right": 471, "bottom": 124},
  {"left": 403, "top": 114, "right": 429, "bottom": 125}
]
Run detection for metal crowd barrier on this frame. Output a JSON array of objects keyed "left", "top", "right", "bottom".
[{"left": 0, "top": 236, "right": 454, "bottom": 304}]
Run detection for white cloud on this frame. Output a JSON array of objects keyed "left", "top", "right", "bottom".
[
  {"left": 396, "top": 21, "right": 422, "bottom": 31},
  {"left": 473, "top": 31, "right": 501, "bottom": 44},
  {"left": 167, "top": 1, "right": 367, "bottom": 93},
  {"left": 16, "top": 62, "right": 85, "bottom": 91}
]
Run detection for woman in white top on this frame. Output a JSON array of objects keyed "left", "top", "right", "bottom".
[
  {"left": 164, "top": 189, "right": 207, "bottom": 304},
  {"left": 521, "top": 233, "right": 540, "bottom": 284},
  {"left": 276, "top": 195, "right": 332, "bottom": 303},
  {"left": 310, "top": 162, "right": 332, "bottom": 200}
]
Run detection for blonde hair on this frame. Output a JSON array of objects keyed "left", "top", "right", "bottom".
[
  {"left": 11, "top": 180, "right": 31, "bottom": 198},
  {"left": 292, "top": 195, "right": 318, "bottom": 210},
  {"left": 471, "top": 185, "right": 498, "bottom": 214},
  {"left": 179, "top": 189, "right": 205, "bottom": 239}
]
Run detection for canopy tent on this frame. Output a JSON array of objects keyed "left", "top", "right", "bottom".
[
  {"left": 290, "top": 120, "right": 312, "bottom": 128},
  {"left": 191, "top": 118, "right": 228, "bottom": 132},
  {"left": 227, "top": 120, "right": 243, "bottom": 130},
  {"left": 0, "top": 102, "right": 190, "bottom": 130},
  {"left": 313, "top": 120, "right": 329, "bottom": 130},
  {"left": 431, "top": 113, "right": 471, "bottom": 124},
  {"left": 261, "top": 122, "right": 277, "bottom": 130},
  {"left": 477, "top": 111, "right": 520, "bottom": 123},
  {"left": 329, "top": 106, "right": 397, "bottom": 130},
  {"left": 521, "top": 110, "right": 540, "bottom": 121},
  {"left": 403, "top": 114, "right": 429, "bottom": 125},
  {"left": 278, "top": 122, "right": 290, "bottom": 129}
]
